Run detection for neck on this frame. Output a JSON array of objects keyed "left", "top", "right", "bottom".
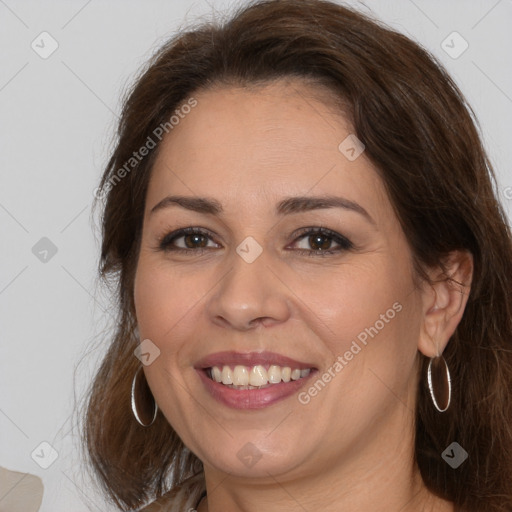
[
  {"left": 198, "top": 392, "right": 454, "bottom": 512},
  {"left": 197, "top": 413, "right": 454, "bottom": 512},
  {"left": 198, "top": 468, "right": 452, "bottom": 512}
]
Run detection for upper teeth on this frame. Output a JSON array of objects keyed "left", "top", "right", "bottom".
[{"left": 210, "top": 365, "right": 312, "bottom": 387}]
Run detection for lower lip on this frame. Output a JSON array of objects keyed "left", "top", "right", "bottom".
[{"left": 196, "top": 369, "right": 317, "bottom": 409}]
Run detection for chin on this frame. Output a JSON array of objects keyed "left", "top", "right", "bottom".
[{"left": 198, "top": 438, "right": 307, "bottom": 479}]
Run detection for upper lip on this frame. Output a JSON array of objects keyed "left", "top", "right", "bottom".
[{"left": 194, "top": 350, "right": 317, "bottom": 370}]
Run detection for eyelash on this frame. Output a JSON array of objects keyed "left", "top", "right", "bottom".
[{"left": 156, "top": 226, "right": 354, "bottom": 257}]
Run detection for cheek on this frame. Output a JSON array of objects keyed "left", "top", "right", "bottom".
[
  {"left": 133, "top": 255, "right": 222, "bottom": 386},
  {"left": 292, "top": 256, "right": 419, "bottom": 408},
  {"left": 134, "top": 256, "right": 202, "bottom": 339},
  {"left": 134, "top": 264, "right": 170, "bottom": 338},
  {"left": 291, "top": 259, "right": 408, "bottom": 346},
  {"left": 133, "top": 259, "right": 201, "bottom": 422}
]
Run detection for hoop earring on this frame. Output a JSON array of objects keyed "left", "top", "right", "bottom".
[
  {"left": 427, "top": 355, "right": 451, "bottom": 413},
  {"left": 131, "top": 366, "right": 158, "bottom": 427}
]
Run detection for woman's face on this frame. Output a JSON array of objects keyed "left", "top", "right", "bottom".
[{"left": 134, "top": 79, "right": 425, "bottom": 480}]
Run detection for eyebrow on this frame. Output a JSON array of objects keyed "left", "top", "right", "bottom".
[{"left": 150, "top": 194, "right": 375, "bottom": 224}]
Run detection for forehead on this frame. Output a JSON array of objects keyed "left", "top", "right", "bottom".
[{"left": 146, "top": 79, "right": 389, "bottom": 220}]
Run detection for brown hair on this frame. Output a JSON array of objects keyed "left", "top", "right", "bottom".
[{"left": 83, "top": 1, "right": 512, "bottom": 510}]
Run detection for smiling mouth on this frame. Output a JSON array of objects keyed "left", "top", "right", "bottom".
[{"left": 205, "top": 363, "right": 314, "bottom": 390}]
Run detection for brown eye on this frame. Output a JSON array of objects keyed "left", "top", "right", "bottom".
[
  {"left": 291, "top": 227, "right": 353, "bottom": 256},
  {"left": 182, "top": 233, "right": 209, "bottom": 249},
  {"left": 158, "top": 227, "right": 219, "bottom": 253},
  {"left": 307, "top": 233, "right": 334, "bottom": 251}
]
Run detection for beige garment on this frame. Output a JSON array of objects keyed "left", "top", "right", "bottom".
[
  {"left": 141, "top": 472, "right": 206, "bottom": 511},
  {"left": 0, "top": 466, "right": 43, "bottom": 512}
]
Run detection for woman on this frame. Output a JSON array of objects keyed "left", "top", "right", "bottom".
[{"left": 83, "top": 1, "right": 512, "bottom": 511}]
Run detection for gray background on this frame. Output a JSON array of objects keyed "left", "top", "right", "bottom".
[{"left": 1, "top": 0, "right": 511, "bottom": 510}]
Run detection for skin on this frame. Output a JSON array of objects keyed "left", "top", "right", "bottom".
[{"left": 133, "top": 78, "right": 473, "bottom": 512}]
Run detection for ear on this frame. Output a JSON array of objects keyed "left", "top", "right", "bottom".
[{"left": 417, "top": 250, "right": 473, "bottom": 358}]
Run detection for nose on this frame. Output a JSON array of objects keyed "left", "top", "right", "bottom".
[{"left": 205, "top": 247, "right": 291, "bottom": 331}]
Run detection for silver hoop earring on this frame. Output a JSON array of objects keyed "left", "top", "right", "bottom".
[
  {"left": 131, "top": 366, "right": 158, "bottom": 427},
  {"left": 427, "top": 355, "right": 451, "bottom": 413}
]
